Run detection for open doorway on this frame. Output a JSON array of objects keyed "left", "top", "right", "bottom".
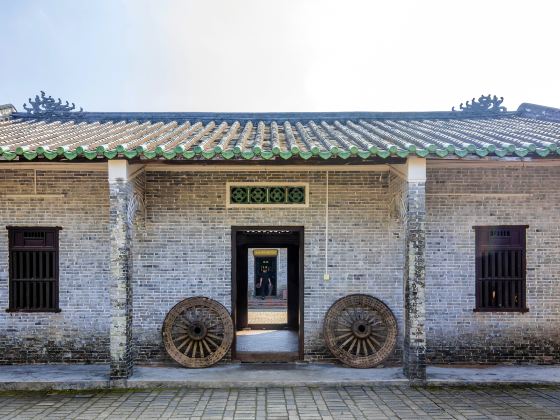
[{"left": 231, "top": 227, "right": 304, "bottom": 362}]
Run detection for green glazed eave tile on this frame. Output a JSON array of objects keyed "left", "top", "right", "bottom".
[
  {"left": 311, "top": 147, "right": 320, "bottom": 155},
  {"left": 514, "top": 148, "right": 529, "bottom": 157},
  {"left": 466, "top": 144, "right": 476, "bottom": 153},
  {"left": 116, "top": 145, "right": 126, "bottom": 153},
  {"left": 527, "top": 144, "right": 536, "bottom": 152},
  {"left": 388, "top": 146, "right": 398, "bottom": 154},
  {"left": 163, "top": 151, "right": 177, "bottom": 159},
  {"left": 123, "top": 150, "right": 138, "bottom": 159},
  {"left": 23, "top": 151, "right": 38, "bottom": 160},
  {"left": 435, "top": 149, "right": 449, "bottom": 158},
  {"left": 337, "top": 151, "right": 351, "bottom": 159},
  {"left": 377, "top": 150, "right": 390, "bottom": 159},
  {"left": 83, "top": 151, "right": 98, "bottom": 160},
  {"left": 318, "top": 151, "right": 332, "bottom": 160},
  {"left": 241, "top": 151, "right": 255, "bottom": 160},
  {"left": 214, "top": 146, "right": 224, "bottom": 154},
  {"left": 349, "top": 146, "right": 359, "bottom": 155},
  {"left": 142, "top": 150, "right": 157, "bottom": 159},
  {"left": 104, "top": 150, "right": 118, "bottom": 159},
  {"left": 454, "top": 149, "right": 468, "bottom": 157},
  {"left": 426, "top": 144, "right": 436, "bottom": 153},
  {"left": 407, "top": 145, "right": 417, "bottom": 152},
  {"left": 44, "top": 151, "right": 59, "bottom": 160},
  {"left": 221, "top": 150, "right": 235, "bottom": 159},
  {"left": 36, "top": 146, "right": 47, "bottom": 155},
  {"left": 547, "top": 144, "right": 557, "bottom": 151},
  {"left": 279, "top": 151, "right": 293, "bottom": 160},
  {"left": 396, "top": 150, "right": 409, "bottom": 158},
  {"left": 475, "top": 148, "right": 489, "bottom": 157},
  {"left": 298, "top": 151, "right": 313, "bottom": 160},
  {"left": 494, "top": 149, "right": 508, "bottom": 157},
  {"left": 487, "top": 145, "right": 496, "bottom": 153},
  {"left": 271, "top": 147, "right": 281, "bottom": 155},
  {"left": 15, "top": 147, "right": 27, "bottom": 155},
  {"left": 535, "top": 148, "right": 549, "bottom": 157},
  {"left": 193, "top": 146, "right": 203, "bottom": 154},
  {"left": 201, "top": 151, "right": 216, "bottom": 159},
  {"left": 357, "top": 150, "right": 371, "bottom": 159},
  {"left": 2, "top": 152, "right": 17, "bottom": 160},
  {"left": 63, "top": 151, "right": 78, "bottom": 160},
  {"left": 182, "top": 151, "right": 195, "bottom": 159},
  {"left": 415, "top": 149, "right": 429, "bottom": 157},
  {"left": 260, "top": 151, "right": 274, "bottom": 160}
]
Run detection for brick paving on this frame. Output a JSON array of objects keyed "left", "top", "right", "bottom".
[{"left": 0, "top": 386, "right": 559, "bottom": 419}]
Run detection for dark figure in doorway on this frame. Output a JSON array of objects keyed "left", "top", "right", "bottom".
[{"left": 256, "top": 266, "right": 273, "bottom": 300}]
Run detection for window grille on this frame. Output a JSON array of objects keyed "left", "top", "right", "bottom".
[
  {"left": 227, "top": 184, "right": 308, "bottom": 207},
  {"left": 8, "top": 227, "right": 60, "bottom": 312},
  {"left": 474, "top": 225, "right": 528, "bottom": 312}
]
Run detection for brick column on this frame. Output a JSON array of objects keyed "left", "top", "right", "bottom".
[
  {"left": 108, "top": 160, "right": 133, "bottom": 380},
  {"left": 403, "top": 157, "right": 427, "bottom": 382}
]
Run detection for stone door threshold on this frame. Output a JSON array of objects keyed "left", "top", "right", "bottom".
[{"left": 0, "top": 364, "right": 559, "bottom": 391}]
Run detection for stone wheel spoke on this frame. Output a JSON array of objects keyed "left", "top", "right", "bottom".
[
  {"left": 324, "top": 294, "right": 397, "bottom": 368},
  {"left": 163, "top": 297, "right": 233, "bottom": 368}
]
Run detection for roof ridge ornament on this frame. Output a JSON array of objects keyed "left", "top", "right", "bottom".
[
  {"left": 452, "top": 94, "right": 507, "bottom": 114},
  {"left": 23, "top": 91, "right": 83, "bottom": 116}
]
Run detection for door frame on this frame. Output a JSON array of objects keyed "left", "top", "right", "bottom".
[{"left": 231, "top": 226, "right": 304, "bottom": 361}]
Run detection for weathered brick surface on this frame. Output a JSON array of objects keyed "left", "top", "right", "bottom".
[
  {"left": 0, "top": 170, "right": 110, "bottom": 363},
  {"left": 1, "top": 165, "right": 558, "bottom": 366},
  {"left": 132, "top": 171, "right": 404, "bottom": 363},
  {"left": 425, "top": 166, "right": 560, "bottom": 364},
  {"left": 108, "top": 178, "right": 133, "bottom": 378},
  {"left": 403, "top": 181, "right": 427, "bottom": 380}
]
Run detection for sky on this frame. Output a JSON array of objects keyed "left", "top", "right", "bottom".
[{"left": 1, "top": 0, "right": 559, "bottom": 113}]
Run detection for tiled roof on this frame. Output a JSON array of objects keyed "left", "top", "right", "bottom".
[{"left": 1, "top": 102, "right": 560, "bottom": 162}]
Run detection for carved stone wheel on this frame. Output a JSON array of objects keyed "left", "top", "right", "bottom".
[
  {"left": 323, "top": 294, "right": 398, "bottom": 368},
  {"left": 162, "top": 297, "right": 233, "bottom": 368}
]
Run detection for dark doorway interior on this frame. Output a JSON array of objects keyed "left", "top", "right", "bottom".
[
  {"left": 232, "top": 227, "right": 304, "bottom": 362},
  {"left": 254, "top": 256, "right": 277, "bottom": 297}
]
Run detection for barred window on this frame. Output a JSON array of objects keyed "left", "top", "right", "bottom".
[
  {"left": 474, "top": 225, "right": 528, "bottom": 312},
  {"left": 7, "top": 227, "right": 60, "bottom": 312}
]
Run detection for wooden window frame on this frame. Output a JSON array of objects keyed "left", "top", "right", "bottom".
[
  {"left": 6, "top": 226, "right": 62, "bottom": 313},
  {"left": 473, "top": 225, "right": 528, "bottom": 313}
]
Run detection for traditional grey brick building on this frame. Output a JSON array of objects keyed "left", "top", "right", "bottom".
[{"left": 1, "top": 93, "right": 559, "bottom": 382}]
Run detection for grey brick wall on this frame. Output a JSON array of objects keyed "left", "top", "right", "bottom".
[
  {"left": 132, "top": 171, "right": 404, "bottom": 363},
  {"left": 425, "top": 166, "right": 560, "bottom": 364},
  {"left": 0, "top": 170, "right": 110, "bottom": 363},
  {"left": 1, "top": 165, "right": 557, "bottom": 366}
]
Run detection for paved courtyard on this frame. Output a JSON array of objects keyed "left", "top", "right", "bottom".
[{"left": 1, "top": 386, "right": 559, "bottom": 419}]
